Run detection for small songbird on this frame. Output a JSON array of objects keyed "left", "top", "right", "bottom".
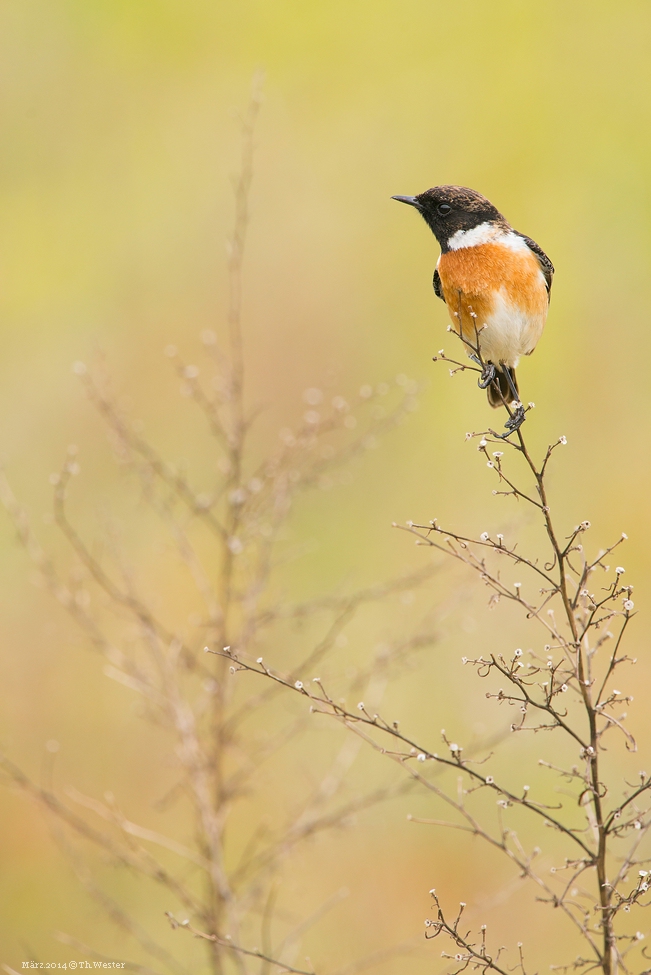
[{"left": 392, "top": 185, "right": 554, "bottom": 431}]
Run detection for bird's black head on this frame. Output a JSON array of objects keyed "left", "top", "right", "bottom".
[{"left": 392, "top": 185, "right": 508, "bottom": 251}]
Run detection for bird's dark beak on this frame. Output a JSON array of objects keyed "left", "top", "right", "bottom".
[{"left": 391, "top": 195, "right": 422, "bottom": 210}]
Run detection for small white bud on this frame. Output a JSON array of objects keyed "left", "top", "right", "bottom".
[
  {"left": 256, "top": 657, "right": 263, "bottom": 664},
  {"left": 295, "top": 681, "right": 304, "bottom": 690},
  {"left": 559, "top": 435, "right": 567, "bottom": 445},
  {"left": 417, "top": 753, "right": 426, "bottom": 762},
  {"left": 480, "top": 532, "right": 490, "bottom": 541}
]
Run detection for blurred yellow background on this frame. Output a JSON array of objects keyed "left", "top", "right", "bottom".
[{"left": 2, "top": 0, "right": 651, "bottom": 970}]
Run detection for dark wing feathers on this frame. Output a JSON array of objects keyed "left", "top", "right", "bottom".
[
  {"left": 433, "top": 267, "right": 444, "bottom": 301},
  {"left": 515, "top": 232, "right": 554, "bottom": 299}
]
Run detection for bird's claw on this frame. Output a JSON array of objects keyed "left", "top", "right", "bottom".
[
  {"left": 503, "top": 403, "right": 526, "bottom": 432},
  {"left": 477, "top": 363, "right": 496, "bottom": 390}
]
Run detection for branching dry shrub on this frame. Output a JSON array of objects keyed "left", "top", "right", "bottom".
[
  {"left": 220, "top": 340, "right": 651, "bottom": 975},
  {"left": 0, "top": 82, "right": 440, "bottom": 974}
]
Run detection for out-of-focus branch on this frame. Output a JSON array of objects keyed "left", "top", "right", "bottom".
[{"left": 165, "top": 913, "right": 315, "bottom": 975}]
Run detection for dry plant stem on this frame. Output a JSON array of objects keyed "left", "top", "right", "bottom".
[
  {"left": 0, "top": 76, "right": 440, "bottom": 975},
  {"left": 512, "top": 427, "right": 614, "bottom": 968},
  {"left": 217, "top": 373, "right": 649, "bottom": 975},
  {"left": 205, "top": 73, "right": 264, "bottom": 967},
  {"left": 218, "top": 70, "right": 265, "bottom": 642},
  {"left": 433, "top": 323, "right": 637, "bottom": 972},
  {"left": 165, "top": 914, "right": 315, "bottom": 975}
]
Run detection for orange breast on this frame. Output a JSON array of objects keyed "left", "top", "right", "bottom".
[{"left": 437, "top": 242, "right": 548, "bottom": 356}]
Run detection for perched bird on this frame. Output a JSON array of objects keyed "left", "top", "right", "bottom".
[{"left": 392, "top": 185, "right": 553, "bottom": 431}]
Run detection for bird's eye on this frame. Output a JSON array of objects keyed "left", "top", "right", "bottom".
[{"left": 437, "top": 203, "right": 452, "bottom": 216}]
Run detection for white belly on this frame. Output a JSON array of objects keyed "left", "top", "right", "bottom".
[{"left": 477, "top": 290, "right": 545, "bottom": 368}]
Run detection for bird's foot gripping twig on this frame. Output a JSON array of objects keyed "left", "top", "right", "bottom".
[
  {"left": 477, "top": 362, "right": 496, "bottom": 390},
  {"left": 503, "top": 402, "right": 526, "bottom": 433}
]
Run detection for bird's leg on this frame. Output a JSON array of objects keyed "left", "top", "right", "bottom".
[{"left": 502, "top": 366, "right": 525, "bottom": 431}]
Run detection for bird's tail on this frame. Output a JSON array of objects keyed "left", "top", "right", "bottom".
[{"left": 487, "top": 366, "right": 519, "bottom": 409}]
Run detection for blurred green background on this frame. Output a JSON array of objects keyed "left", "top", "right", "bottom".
[{"left": 2, "top": 0, "right": 651, "bottom": 969}]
